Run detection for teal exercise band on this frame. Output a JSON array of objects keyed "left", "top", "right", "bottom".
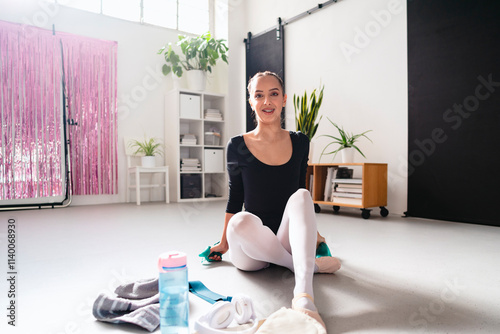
[
  {"left": 200, "top": 242, "right": 331, "bottom": 263},
  {"left": 199, "top": 244, "right": 223, "bottom": 264},
  {"left": 189, "top": 281, "right": 232, "bottom": 304},
  {"left": 315, "top": 242, "right": 332, "bottom": 258}
]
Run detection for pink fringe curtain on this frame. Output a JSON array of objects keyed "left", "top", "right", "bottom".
[
  {"left": 59, "top": 31, "right": 118, "bottom": 195},
  {"left": 0, "top": 20, "right": 117, "bottom": 200},
  {"left": 0, "top": 21, "right": 63, "bottom": 200}
]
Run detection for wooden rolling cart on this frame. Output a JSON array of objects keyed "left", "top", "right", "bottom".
[{"left": 306, "top": 163, "right": 388, "bottom": 219}]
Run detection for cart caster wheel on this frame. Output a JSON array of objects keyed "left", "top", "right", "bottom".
[
  {"left": 361, "top": 209, "right": 371, "bottom": 219},
  {"left": 333, "top": 205, "right": 340, "bottom": 213},
  {"left": 314, "top": 204, "right": 321, "bottom": 213},
  {"left": 380, "top": 206, "right": 389, "bottom": 217}
]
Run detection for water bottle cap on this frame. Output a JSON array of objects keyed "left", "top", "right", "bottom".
[{"left": 158, "top": 251, "right": 187, "bottom": 272}]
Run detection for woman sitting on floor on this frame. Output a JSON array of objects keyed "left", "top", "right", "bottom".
[{"left": 207, "top": 71, "right": 341, "bottom": 330}]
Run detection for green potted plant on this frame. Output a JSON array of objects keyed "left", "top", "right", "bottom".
[
  {"left": 158, "top": 32, "right": 228, "bottom": 91},
  {"left": 294, "top": 85, "right": 324, "bottom": 162},
  {"left": 320, "top": 118, "right": 372, "bottom": 163},
  {"left": 129, "top": 137, "right": 163, "bottom": 167},
  {"left": 294, "top": 85, "right": 324, "bottom": 141}
]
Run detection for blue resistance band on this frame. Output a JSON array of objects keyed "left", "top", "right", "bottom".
[{"left": 189, "top": 281, "right": 232, "bottom": 304}]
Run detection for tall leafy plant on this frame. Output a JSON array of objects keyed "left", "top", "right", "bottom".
[
  {"left": 158, "top": 32, "right": 228, "bottom": 78},
  {"left": 294, "top": 85, "right": 324, "bottom": 141}
]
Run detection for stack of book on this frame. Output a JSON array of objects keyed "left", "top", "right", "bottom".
[
  {"left": 180, "top": 158, "right": 201, "bottom": 172},
  {"left": 204, "top": 109, "right": 223, "bottom": 121},
  {"left": 331, "top": 179, "right": 362, "bottom": 205},
  {"left": 180, "top": 134, "right": 197, "bottom": 145}
]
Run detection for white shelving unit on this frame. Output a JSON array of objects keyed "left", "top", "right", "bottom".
[{"left": 165, "top": 89, "right": 228, "bottom": 202}]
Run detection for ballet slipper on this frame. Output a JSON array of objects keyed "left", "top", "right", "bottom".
[
  {"left": 291, "top": 293, "right": 327, "bottom": 331},
  {"left": 315, "top": 256, "right": 341, "bottom": 274}
]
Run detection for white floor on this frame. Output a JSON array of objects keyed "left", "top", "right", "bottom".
[{"left": 1, "top": 201, "right": 499, "bottom": 333}]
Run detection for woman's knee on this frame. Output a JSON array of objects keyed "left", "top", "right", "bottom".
[
  {"left": 285, "top": 189, "right": 316, "bottom": 229},
  {"left": 228, "top": 212, "right": 262, "bottom": 236},
  {"left": 289, "top": 188, "right": 313, "bottom": 206}
]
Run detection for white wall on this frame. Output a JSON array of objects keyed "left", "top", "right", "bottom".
[
  {"left": 0, "top": 0, "right": 228, "bottom": 205},
  {"left": 227, "top": 0, "right": 408, "bottom": 215}
]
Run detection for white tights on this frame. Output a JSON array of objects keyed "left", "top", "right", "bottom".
[{"left": 226, "top": 189, "right": 318, "bottom": 302}]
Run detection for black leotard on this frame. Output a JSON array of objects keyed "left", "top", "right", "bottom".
[{"left": 225, "top": 131, "right": 309, "bottom": 234}]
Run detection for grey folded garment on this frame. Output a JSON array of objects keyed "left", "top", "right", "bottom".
[
  {"left": 93, "top": 278, "right": 160, "bottom": 332},
  {"left": 115, "top": 277, "right": 159, "bottom": 299}
]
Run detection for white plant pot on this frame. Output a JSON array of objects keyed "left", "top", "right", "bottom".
[
  {"left": 141, "top": 156, "right": 156, "bottom": 167},
  {"left": 171, "top": 72, "right": 182, "bottom": 90},
  {"left": 186, "top": 70, "right": 206, "bottom": 91},
  {"left": 308, "top": 141, "right": 314, "bottom": 163},
  {"left": 341, "top": 148, "right": 354, "bottom": 163}
]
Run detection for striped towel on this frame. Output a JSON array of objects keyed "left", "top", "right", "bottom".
[{"left": 92, "top": 278, "right": 160, "bottom": 331}]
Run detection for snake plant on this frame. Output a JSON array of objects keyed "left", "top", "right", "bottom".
[{"left": 294, "top": 85, "right": 324, "bottom": 141}]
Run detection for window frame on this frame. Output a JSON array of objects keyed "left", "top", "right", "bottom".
[{"left": 49, "top": 0, "right": 215, "bottom": 35}]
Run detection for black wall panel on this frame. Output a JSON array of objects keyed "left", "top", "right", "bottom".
[
  {"left": 407, "top": 1, "right": 500, "bottom": 226},
  {"left": 245, "top": 28, "right": 285, "bottom": 131}
]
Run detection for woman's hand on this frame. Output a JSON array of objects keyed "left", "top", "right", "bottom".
[
  {"left": 209, "top": 213, "right": 233, "bottom": 261},
  {"left": 209, "top": 241, "right": 229, "bottom": 261}
]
